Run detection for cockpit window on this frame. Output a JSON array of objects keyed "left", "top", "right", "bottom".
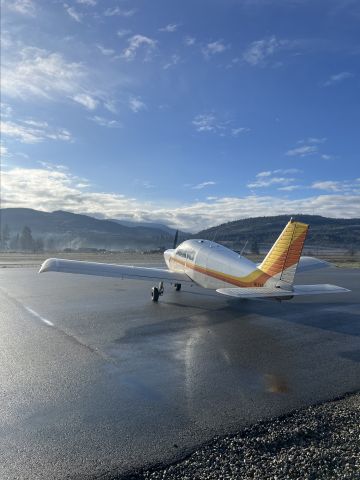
[{"left": 176, "top": 248, "right": 195, "bottom": 261}]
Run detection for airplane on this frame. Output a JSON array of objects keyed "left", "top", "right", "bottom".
[{"left": 39, "top": 218, "right": 350, "bottom": 302}]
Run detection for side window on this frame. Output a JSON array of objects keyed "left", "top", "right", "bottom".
[{"left": 186, "top": 250, "right": 195, "bottom": 262}]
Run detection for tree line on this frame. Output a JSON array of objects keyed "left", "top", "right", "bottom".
[{"left": 0, "top": 225, "right": 44, "bottom": 252}]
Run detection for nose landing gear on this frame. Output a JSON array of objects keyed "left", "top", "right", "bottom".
[{"left": 151, "top": 281, "right": 164, "bottom": 302}]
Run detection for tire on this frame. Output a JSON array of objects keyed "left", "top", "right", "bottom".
[
  {"left": 151, "top": 286, "right": 159, "bottom": 302},
  {"left": 175, "top": 283, "right": 181, "bottom": 291}
]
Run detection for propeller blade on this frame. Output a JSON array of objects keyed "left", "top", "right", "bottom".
[{"left": 173, "top": 229, "right": 179, "bottom": 249}]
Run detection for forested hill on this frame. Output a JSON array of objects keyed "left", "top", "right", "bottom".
[{"left": 196, "top": 215, "right": 360, "bottom": 251}]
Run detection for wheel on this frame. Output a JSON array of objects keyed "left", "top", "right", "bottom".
[
  {"left": 151, "top": 286, "right": 159, "bottom": 302},
  {"left": 175, "top": 283, "right": 181, "bottom": 291}
]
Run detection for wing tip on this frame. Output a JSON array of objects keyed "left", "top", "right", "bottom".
[{"left": 39, "top": 258, "right": 58, "bottom": 274}]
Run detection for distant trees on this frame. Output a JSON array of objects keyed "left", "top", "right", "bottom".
[
  {"left": 20, "top": 226, "right": 35, "bottom": 251},
  {"left": 0, "top": 224, "right": 10, "bottom": 250},
  {"left": 0, "top": 226, "right": 45, "bottom": 252}
]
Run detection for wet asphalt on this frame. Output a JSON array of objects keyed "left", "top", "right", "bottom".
[{"left": 0, "top": 263, "right": 359, "bottom": 479}]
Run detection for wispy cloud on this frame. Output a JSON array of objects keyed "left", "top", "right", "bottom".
[
  {"left": 184, "top": 36, "right": 196, "bottom": 46},
  {"left": 3, "top": 0, "right": 35, "bottom": 16},
  {"left": 163, "top": 54, "right": 180, "bottom": 70},
  {"left": 248, "top": 168, "right": 301, "bottom": 188},
  {"left": 192, "top": 181, "right": 216, "bottom": 190},
  {"left": 76, "top": 0, "right": 96, "bottom": 5},
  {"left": 96, "top": 44, "right": 116, "bottom": 56},
  {"left": 323, "top": 71, "right": 354, "bottom": 87},
  {"left": 248, "top": 177, "right": 295, "bottom": 188},
  {"left": 64, "top": 4, "right": 82, "bottom": 23},
  {"left": 192, "top": 113, "right": 249, "bottom": 137},
  {"left": 117, "top": 29, "right": 132, "bottom": 38},
  {"left": 202, "top": 40, "right": 229, "bottom": 58},
  {"left": 1, "top": 119, "right": 72, "bottom": 144},
  {"left": 90, "top": 116, "right": 122, "bottom": 128},
  {"left": 286, "top": 145, "right": 318, "bottom": 157},
  {"left": 121, "top": 35, "right": 157, "bottom": 61},
  {"left": 243, "top": 35, "right": 287, "bottom": 66},
  {"left": 104, "top": 7, "right": 137, "bottom": 17},
  {"left": 231, "top": 127, "right": 250, "bottom": 136},
  {"left": 129, "top": 96, "right": 146, "bottom": 113},
  {"left": 159, "top": 24, "right": 179, "bottom": 33},
  {"left": 73, "top": 93, "right": 98, "bottom": 110}
]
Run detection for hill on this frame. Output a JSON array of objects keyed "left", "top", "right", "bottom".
[
  {"left": 0, "top": 208, "right": 179, "bottom": 251},
  {"left": 196, "top": 215, "right": 360, "bottom": 252}
]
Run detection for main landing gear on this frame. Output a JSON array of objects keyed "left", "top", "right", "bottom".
[{"left": 151, "top": 282, "right": 182, "bottom": 302}]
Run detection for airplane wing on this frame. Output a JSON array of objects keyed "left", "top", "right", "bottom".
[
  {"left": 39, "top": 258, "right": 192, "bottom": 284},
  {"left": 216, "top": 284, "right": 350, "bottom": 299}
]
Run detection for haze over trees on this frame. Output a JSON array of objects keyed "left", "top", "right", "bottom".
[{"left": 0, "top": 208, "right": 359, "bottom": 253}]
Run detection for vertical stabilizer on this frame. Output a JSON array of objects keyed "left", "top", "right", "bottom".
[{"left": 259, "top": 219, "right": 309, "bottom": 285}]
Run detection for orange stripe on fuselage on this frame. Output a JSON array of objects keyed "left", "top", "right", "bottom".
[{"left": 170, "top": 256, "right": 271, "bottom": 287}]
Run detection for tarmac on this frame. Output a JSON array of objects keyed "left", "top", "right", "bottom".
[{"left": 0, "top": 260, "right": 359, "bottom": 479}]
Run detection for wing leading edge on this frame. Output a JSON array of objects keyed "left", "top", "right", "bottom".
[
  {"left": 39, "top": 258, "right": 192, "bottom": 284},
  {"left": 217, "top": 284, "right": 350, "bottom": 299}
]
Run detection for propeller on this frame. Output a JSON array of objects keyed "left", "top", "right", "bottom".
[{"left": 173, "top": 229, "right": 179, "bottom": 249}]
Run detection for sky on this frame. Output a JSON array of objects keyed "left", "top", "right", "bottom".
[{"left": 1, "top": 0, "right": 360, "bottom": 232}]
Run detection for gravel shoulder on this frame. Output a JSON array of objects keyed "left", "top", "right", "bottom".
[{"left": 118, "top": 392, "right": 360, "bottom": 480}]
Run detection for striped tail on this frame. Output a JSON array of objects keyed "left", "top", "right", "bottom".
[{"left": 259, "top": 219, "right": 309, "bottom": 286}]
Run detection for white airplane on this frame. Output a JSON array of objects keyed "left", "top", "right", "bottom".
[{"left": 39, "top": 219, "right": 350, "bottom": 301}]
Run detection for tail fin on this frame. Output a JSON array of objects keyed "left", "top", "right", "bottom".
[{"left": 259, "top": 219, "right": 309, "bottom": 286}]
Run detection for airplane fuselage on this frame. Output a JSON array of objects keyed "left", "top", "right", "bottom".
[{"left": 164, "top": 239, "right": 275, "bottom": 290}]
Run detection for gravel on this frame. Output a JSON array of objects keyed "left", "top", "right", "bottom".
[{"left": 117, "top": 392, "right": 360, "bottom": 480}]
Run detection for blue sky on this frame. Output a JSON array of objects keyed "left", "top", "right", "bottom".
[{"left": 1, "top": 0, "right": 359, "bottom": 231}]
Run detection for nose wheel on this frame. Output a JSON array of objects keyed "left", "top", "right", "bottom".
[{"left": 151, "top": 281, "right": 164, "bottom": 302}]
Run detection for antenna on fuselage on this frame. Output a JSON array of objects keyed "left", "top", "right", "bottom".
[{"left": 239, "top": 240, "right": 248, "bottom": 257}]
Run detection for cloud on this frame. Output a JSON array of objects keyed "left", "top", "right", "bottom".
[
  {"left": 117, "top": 29, "right": 132, "bottom": 38},
  {"left": 104, "top": 7, "right": 137, "bottom": 17},
  {"left": 73, "top": 93, "right": 98, "bottom": 110},
  {"left": 3, "top": 165, "right": 360, "bottom": 231},
  {"left": 90, "top": 116, "right": 122, "bottom": 128},
  {"left": 163, "top": 54, "right": 180, "bottom": 70},
  {"left": 231, "top": 127, "right": 250, "bottom": 136},
  {"left": 192, "top": 113, "right": 218, "bottom": 132},
  {"left": 64, "top": 5, "right": 82, "bottom": 22},
  {"left": 1, "top": 119, "right": 72, "bottom": 144},
  {"left": 286, "top": 145, "right": 318, "bottom": 157},
  {"left": 192, "top": 181, "right": 216, "bottom": 190},
  {"left": 184, "top": 36, "right": 196, "bottom": 46},
  {"left": 3, "top": 0, "right": 35, "bottom": 16},
  {"left": 129, "top": 96, "right": 146, "bottom": 113},
  {"left": 121, "top": 35, "right": 157, "bottom": 61},
  {"left": 2, "top": 46, "right": 85, "bottom": 101},
  {"left": 202, "top": 40, "right": 229, "bottom": 58},
  {"left": 248, "top": 168, "right": 302, "bottom": 188},
  {"left": 248, "top": 177, "right": 295, "bottom": 188},
  {"left": 311, "top": 181, "right": 342, "bottom": 192},
  {"left": 323, "top": 72, "right": 354, "bottom": 87},
  {"left": 76, "top": 0, "right": 96, "bottom": 5},
  {"left": 278, "top": 185, "right": 301, "bottom": 192},
  {"left": 96, "top": 44, "right": 116, "bottom": 56},
  {"left": 159, "top": 24, "right": 179, "bottom": 33},
  {"left": 192, "top": 113, "right": 249, "bottom": 137},
  {"left": 243, "top": 35, "right": 287, "bottom": 66}
]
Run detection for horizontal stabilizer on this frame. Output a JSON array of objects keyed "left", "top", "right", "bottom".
[
  {"left": 39, "top": 258, "right": 191, "bottom": 284},
  {"left": 217, "top": 284, "right": 350, "bottom": 299},
  {"left": 296, "top": 256, "right": 333, "bottom": 273}
]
